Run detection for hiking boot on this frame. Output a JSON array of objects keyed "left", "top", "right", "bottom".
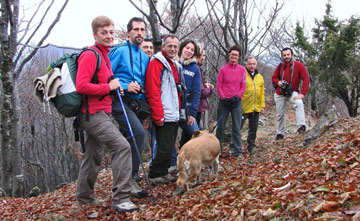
[
  {"left": 275, "top": 134, "right": 284, "bottom": 140},
  {"left": 168, "top": 165, "right": 178, "bottom": 175},
  {"left": 149, "top": 177, "right": 169, "bottom": 186},
  {"left": 130, "top": 179, "right": 148, "bottom": 198},
  {"left": 231, "top": 153, "right": 243, "bottom": 157},
  {"left": 162, "top": 173, "right": 177, "bottom": 182},
  {"left": 297, "top": 125, "right": 306, "bottom": 133},
  {"left": 112, "top": 201, "right": 138, "bottom": 213},
  {"left": 133, "top": 173, "right": 143, "bottom": 182},
  {"left": 247, "top": 145, "right": 255, "bottom": 155},
  {"left": 78, "top": 199, "right": 105, "bottom": 207}
]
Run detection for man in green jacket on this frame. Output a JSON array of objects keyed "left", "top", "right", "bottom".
[{"left": 241, "top": 56, "right": 265, "bottom": 155}]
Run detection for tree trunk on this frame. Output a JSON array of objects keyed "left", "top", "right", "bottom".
[
  {"left": 1, "top": 67, "right": 15, "bottom": 196},
  {"left": 11, "top": 83, "right": 24, "bottom": 197},
  {"left": 147, "top": 0, "right": 161, "bottom": 53}
]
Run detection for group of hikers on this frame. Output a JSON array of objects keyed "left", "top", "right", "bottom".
[{"left": 75, "top": 15, "right": 309, "bottom": 213}]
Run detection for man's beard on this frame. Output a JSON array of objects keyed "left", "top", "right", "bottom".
[{"left": 283, "top": 58, "right": 292, "bottom": 63}]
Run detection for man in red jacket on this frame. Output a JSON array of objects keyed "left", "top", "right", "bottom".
[
  {"left": 75, "top": 15, "right": 137, "bottom": 213},
  {"left": 272, "top": 48, "right": 310, "bottom": 140},
  {"left": 145, "top": 35, "right": 184, "bottom": 185}
]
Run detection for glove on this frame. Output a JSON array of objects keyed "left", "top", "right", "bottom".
[{"left": 222, "top": 96, "right": 240, "bottom": 109}]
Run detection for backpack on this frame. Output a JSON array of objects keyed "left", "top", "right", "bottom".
[
  {"left": 46, "top": 48, "right": 101, "bottom": 117},
  {"left": 272, "top": 63, "right": 282, "bottom": 89}
]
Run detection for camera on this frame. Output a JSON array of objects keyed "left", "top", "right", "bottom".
[
  {"left": 139, "top": 85, "right": 145, "bottom": 94},
  {"left": 280, "top": 81, "right": 293, "bottom": 97}
]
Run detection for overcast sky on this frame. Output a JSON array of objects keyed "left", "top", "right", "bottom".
[{"left": 27, "top": 0, "right": 359, "bottom": 48}]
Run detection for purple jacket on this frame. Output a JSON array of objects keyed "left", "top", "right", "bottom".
[
  {"left": 216, "top": 63, "right": 247, "bottom": 99},
  {"left": 198, "top": 68, "right": 213, "bottom": 112}
]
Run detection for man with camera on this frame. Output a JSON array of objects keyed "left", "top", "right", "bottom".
[
  {"left": 272, "top": 48, "right": 310, "bottom": 140},
  {"left": 108, "top": 17, "right": 150, "bottom": 198}
]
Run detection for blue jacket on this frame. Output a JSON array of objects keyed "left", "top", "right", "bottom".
[
  {"left": 180, "top": 57, "right": 201, "bottom": 118},
  {"left": 109, "top": 41, "right": 149, "bottom": 100}
]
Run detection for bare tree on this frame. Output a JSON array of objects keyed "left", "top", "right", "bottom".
[
  {"left": 128, "top": 0, "right": 211, "bottom": 52},
  {"left": 204, "top": 0, "right": 284, "bottom": 64},
  {"left": 0, "top": 0, "right": 69, "bottom": 197}
]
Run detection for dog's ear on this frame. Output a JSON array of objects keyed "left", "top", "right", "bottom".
[{"left": 193, "top": 130, "right": 201, "bottom": 138}]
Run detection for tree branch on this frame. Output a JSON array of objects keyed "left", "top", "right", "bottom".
[{"left": 15, "top": 0, "right": 70, "bottom": 77}]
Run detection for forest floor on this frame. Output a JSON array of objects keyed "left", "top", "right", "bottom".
[{"left": 1, "top": 96, "right": 360, "bottom": 220}]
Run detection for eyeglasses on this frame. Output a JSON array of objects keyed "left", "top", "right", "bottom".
[{"left": 229, "top": 53, "right": 239, "bottom": 57}]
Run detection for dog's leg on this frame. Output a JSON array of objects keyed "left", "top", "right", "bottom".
[
  {"left": 195, "top": 164, "right": 203, "bottom": 185},
  {"left": 212, "top": 156, "right": 219, "bottom": 181}
]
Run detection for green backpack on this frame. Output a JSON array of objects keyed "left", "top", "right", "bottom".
[{"left": 47, "top": 48, "right": 101, "bottom": 117}]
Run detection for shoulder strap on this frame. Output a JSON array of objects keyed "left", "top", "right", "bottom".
[
  {"left": 127, "top": 41, "right": 144, "bottom": 82},
  {"left": 78, "top": 48, "right": 101, "bottom": 83},
  {"left": 77, "top": 47, "right": 102, "bottom": 121},
  {"left": 280, "top": 61, "right": 294, "bottom": 83},
  {"left": 277, "top": 63, "right": 282, "bottom": 79}
]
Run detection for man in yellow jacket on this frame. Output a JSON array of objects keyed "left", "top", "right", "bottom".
[{"left": 241, "top": 56, "right": 265, "bottom": 155}]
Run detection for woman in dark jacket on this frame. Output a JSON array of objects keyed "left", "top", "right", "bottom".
[{"left": 178, "top": 39, "right": 201, "bottom": 147}]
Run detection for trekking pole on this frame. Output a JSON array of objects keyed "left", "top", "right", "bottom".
[
  {"left": 209, "top": 107, "right": 228, "bottom": 134},
  {"left": 116, "top": 89, "right": 157, "bottom": 205}
]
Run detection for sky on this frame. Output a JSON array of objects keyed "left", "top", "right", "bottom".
[{"left": 26, "top": 0, "right": 360, "bottom": 48}]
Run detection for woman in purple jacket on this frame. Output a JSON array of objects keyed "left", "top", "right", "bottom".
[
  {"left": 196, "top": 45, "right": 214, "bottom": 129},
  {"left": 216, "top": 45, "right": 247, "bottom": 157}
]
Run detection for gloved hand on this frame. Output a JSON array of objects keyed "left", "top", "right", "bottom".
[{"left": 222, "top": 96, "right": 240, "bottom": 109}]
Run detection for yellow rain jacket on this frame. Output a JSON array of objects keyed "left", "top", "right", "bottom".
[{"left": 242, "top": 69, "right": 265, "bottom": 114}]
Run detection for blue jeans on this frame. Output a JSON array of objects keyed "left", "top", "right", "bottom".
[
  {"left": 179, "top": 119, "right": 200, "bottom": 148},
  {"left": 112, "top": 97, "right": 145, "bottom": 178},
  {"left": 215, "top": 99, "right": 243, "bottom": 155}
]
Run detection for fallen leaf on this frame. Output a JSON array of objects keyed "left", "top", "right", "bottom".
[
  {"left": 263, "top": 208, "right": 277, "bottom": 217},
  {"left": 88, "top": 211, "right": 98, "bottom": 219},
  {"left": 273, "top": 182, "right": 291, "bottom": 191},
  {"left": 296, "top": 189, "right": 309, "bottom": 194},
  {"left": 314, "top": 186, "right": 330, "bottom": 192},
  {"left": 345, "top": 206, "right": 360, "bottom": 215},
  {"left": 339, "top": 192, "right": 350, "bottom": 204},
  {"left": 321, "top": 201, "right": 339, "bottom": 212},
  {"left": 313, "top": 201, "right": 325, "bottom": 212},
  {"left": 231, "top": 209, "right": 238, "bottom": 217},
  {"left": 353, "top": 212, "right": 360, "bottom": 220}
]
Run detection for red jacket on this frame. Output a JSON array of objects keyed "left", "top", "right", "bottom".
[
  {"left": 272, "top": 61, "right": 310, "bottom": 95},
  {"left": 145, "top": 51, "right": 181, "bottom": 124},
  {"left": 76, "top": 43, "right": 112, "bottom": 114}
]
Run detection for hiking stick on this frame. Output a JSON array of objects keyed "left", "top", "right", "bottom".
[{"left": 116, "top": 89, "right": 156, "bottom": 205}]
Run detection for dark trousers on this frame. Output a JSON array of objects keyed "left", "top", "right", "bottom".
[
  {"left": 215, "top": 99, "right": 242, "bottom": 155},
  {"left": 112, "top": 97, "right": 145, "bottom": 178},
  {"left": 149, "top": 122, "right": 178, "bottom": 178},
  {"left": 241, "top": 112, "right": 260, "bottom": 148},
  {"left": 196, "top": 112, "right": 205, "bottom": 130}
]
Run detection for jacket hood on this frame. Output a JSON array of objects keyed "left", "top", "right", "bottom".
[
  {"left": 181, "top": 56, "right": 197, "bottom": 66},
  {"left": 246, "top": 68, "right": 259, "bottom": 75}
]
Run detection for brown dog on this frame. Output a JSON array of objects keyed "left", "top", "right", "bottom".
[{"left": 172, "top": 130, "right": 220, "bottom": 196}]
